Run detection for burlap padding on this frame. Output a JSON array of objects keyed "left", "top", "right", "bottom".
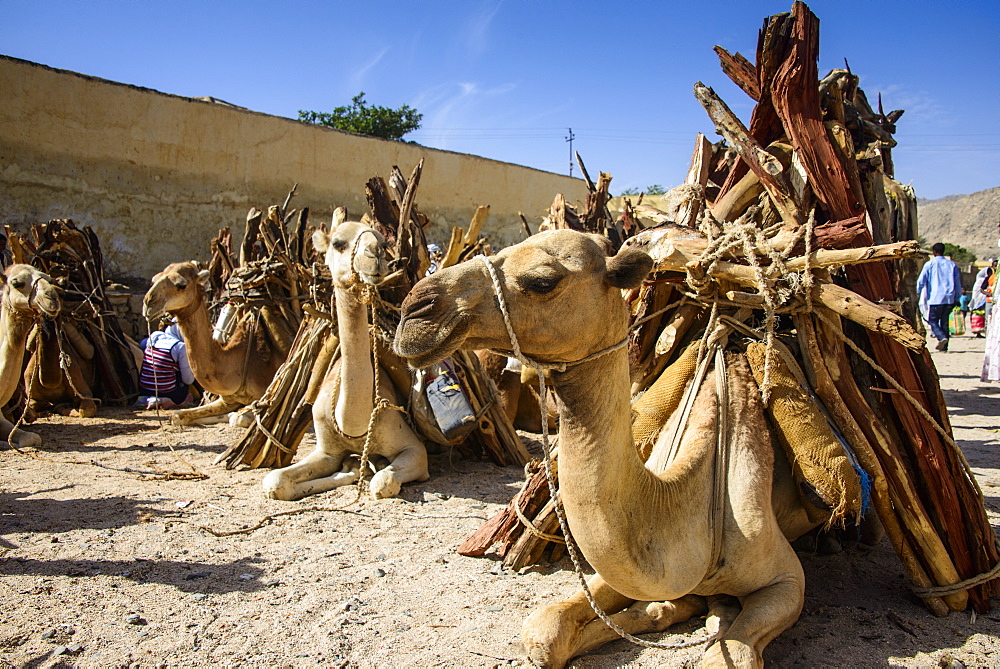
[
  {"left": 745, "top": 342, "right": 862, "bottom": 525},
  {"left": 631, "top": 344, "right": 699, "bottom": 461}
]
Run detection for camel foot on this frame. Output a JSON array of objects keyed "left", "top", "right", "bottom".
[
  {"left": 10, "top": 430, "right": 42, "bottom": 449},
  {"left": 702, "top": 638, "right": 762, "bottom": 668},
  {"left": 262, "top": 460, "right": 360, "bottom": 501},
  {"left": 70, "top": 400, "right": 98, "bottom": 418},
  {"left": 229, "top": 409, "right": 253, "bottom": 429},
  {"left": 369, "top": 469, "right": 402, "bottom": 499}
]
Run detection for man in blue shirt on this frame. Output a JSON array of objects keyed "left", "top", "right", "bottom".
[{"left": 917, "top": 242, "right": 963, "bottom": 351}]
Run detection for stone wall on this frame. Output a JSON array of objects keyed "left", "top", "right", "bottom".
[{"left": 0, "top": 56, "right": 587, "bottom": 281}]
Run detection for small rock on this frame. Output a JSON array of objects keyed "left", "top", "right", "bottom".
[
  {"left": 52, "top": 645, "right": 68, "bottom": 656},
  {"left": 422, "top": 492, "right": 444, "bottom": 503},
  {"left": 374, "top": 553, "right": 387, "bottom": 561},
  {"left": 238, "top": 574, "right": 254, "bottom": 580},
  {"left": 137, "top": 630, "right": 148, "bottom": 637},
  {"left": 485, "top": 605, "right": 503, "bottom": 613},
  {"left": 65, "top": 643, "right": 83, "bottom": 654},
  {"left": 341, "top": 597, "right": 362, "bottom": 612},
  {"left": 263, "top": 579, "right": 281, "bottom": 587},
  {"left": 373, "top": 568, "right": 386, "bottom": 578},
  {"left": 41, "top": 629, "right": 56, "bottom": 640},
  {"left": 175, "top": 500, "right": 193, "bottom": 509},
  {"left": 126, "top": 614, "right": 146, "bottom": 625},
  {"left": 191, "top": 593, "right": 209, "bottom": 602},
  {"left": 50, "top": 537, "right": 60, "bottom": 543}
]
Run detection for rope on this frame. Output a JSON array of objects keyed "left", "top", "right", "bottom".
[
  {"left": 911, "top": 540, "right": 1000, "bottom": 597},
  {"left": 477, "top": 254, "right": 716, "bottom": 652},
  {"left": 512, "top": 482, "right": 565, "bottom": 544},
  {"left": 324, "top": 235, "right": 407, "bottom": 510},
  {"left": 812, "top": 310, "right": 984, "bottom": 500}
]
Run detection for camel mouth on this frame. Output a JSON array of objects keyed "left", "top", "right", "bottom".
[{"left": 393, "top": 314, "right": 471, "bottom": 369}]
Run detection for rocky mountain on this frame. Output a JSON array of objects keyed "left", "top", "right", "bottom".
[{"left": 918, "top": 187, "right": 1000, "bottom": 260}]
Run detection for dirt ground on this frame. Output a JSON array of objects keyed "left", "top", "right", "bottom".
[{"left": 2, "top": 334, "right": 999, "bottom": 668}]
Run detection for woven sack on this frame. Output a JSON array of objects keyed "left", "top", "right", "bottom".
[{"left": 745, "top": 342, "right": 862, "bottom": 526}]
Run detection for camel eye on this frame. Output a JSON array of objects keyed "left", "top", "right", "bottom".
[
  {"left": 10, "top": 278, "right": 24, "bottom": 289},
  {"left": 521, "top": 275, "right": 560, "bottom": 295},
  {"left": 331, "top": 238, "right": 349, "bottom": 253}
]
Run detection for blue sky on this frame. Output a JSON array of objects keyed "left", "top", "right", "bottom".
[{"left": 3, "top": 0, "right": 997, "bottom": 200}]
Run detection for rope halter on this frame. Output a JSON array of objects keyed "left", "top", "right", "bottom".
[{"left": 475, "top": 254, "right": 628, "bottom": 375}]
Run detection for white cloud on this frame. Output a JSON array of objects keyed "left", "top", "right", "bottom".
[
  {"left": 349, "top": 46, "right": 390, "bottom": 90},
  {"left": 462, "top": 0, "right": 504, "bottom": 59}
]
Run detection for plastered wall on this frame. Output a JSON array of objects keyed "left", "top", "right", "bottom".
[{"left": 0, "top": 56, "right": 587, "bottom": 280}]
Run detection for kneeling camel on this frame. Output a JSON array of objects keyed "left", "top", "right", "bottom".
[
  {"left": 262, "top": 213, "right": 428, "bottom": 501},
  {"left": 143, "top": 262, "right": 284, "bottom": 425},
  {"left": 1, "top": 265, "right": 62, "bottom": 448},
  {"left": 394, "top": 230, "right": 824, "bottom": 667}
]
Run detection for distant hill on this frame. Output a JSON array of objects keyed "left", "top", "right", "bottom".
[{"left": 918, "top": 187, "right": 1000, "bottom": 260}]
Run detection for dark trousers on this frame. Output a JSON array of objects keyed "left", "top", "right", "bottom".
[{"left": 928, "top": 303, "right": 953, "bottom": 341}]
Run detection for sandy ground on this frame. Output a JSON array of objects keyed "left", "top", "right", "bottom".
[{"left": 1, "top": 334, "right": 999, "bottom": 668}]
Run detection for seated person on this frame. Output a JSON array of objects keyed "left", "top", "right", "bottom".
[{"left": 136, "top": 323, "right": 195, "bottom": 409}]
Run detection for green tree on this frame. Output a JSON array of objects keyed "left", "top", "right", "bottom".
[
  {"left": 619, "top": 184, "right": 667, "bottom": 196},
  {"left": 298, "top": 92, "right": 422, "bottom": 141},
  {"left": 943, "top": 243, "right": 976, "bottom": 264}
]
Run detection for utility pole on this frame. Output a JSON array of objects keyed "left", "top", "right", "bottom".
[{"left": 565, "top": 128, "right": 575, "bottom": 177}]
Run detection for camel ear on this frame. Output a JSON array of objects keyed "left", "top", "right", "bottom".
[
  {"left": 605, "top": 247, "right": 653, "bottom": 289},
  {"left": 313, "top": 229, "right": 330, "bottom": 253},
  {"left": 332, "top": 207, "right": 347, "bottom": 228},
  {"left": 197, "top": 269, "right": 211, "bottom": 286}
]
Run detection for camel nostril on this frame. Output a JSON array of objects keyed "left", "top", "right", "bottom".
[{"left": 402, "top": 297, "right": 437, "bottom": 320}]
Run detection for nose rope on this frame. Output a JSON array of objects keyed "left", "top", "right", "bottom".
[{"left": 474, "top": 253, "right": 716, "bottom": 652}]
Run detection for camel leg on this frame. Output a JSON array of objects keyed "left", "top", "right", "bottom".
[
  {"left": 169, "top": 397, "right": 242, "bottom": 426},
  {"left": 262, "top": 448, "right": 361, "bottom": 501},
  {"left": 522, "top": 575, "right": 705, "bottom": 668},
  {"left": 1, "top": 416, "right": 41, "bottom": 449},
  {"left": 702, "top": 565, "right": 804, "bottom": 668},
  {"left": 367, "top": 413, "right": 430, "bottom": 499}
]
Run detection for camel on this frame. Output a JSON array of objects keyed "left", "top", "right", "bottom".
[
  {"left": 23, "top": 319, "right": 98, "bottom": 419},
  {"left": 143, "top": 262, "right": 284, "bottom": 425},
  {"left": 261, "top": 212, "right": 429, "bottom": 501},
  {"left": 1, "top": 264, "right": 62, "bottom": 448},
  {"left": 394, "top": 229, "right": 823, "bottom": 667}
]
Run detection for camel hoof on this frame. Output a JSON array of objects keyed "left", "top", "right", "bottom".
[
  {"left": 702, "top": 639, "right": 761, "bottom": 668},
  {"left": 261, "top": 471, "right": 297, "bottom": 501},
  {"left": 521, "top": 605, "right": 575, "bottom": 669},
  {"left": 169, "top": 413, "right": 187, "bottom": 426},
  {"left": 71, "top": 401, "right": 98, "bottom": 418},
  {"left": 369, "top": 470, "right": 401, "bottom": 499},
  {"left": 11, "top": 431, "right": 42, "bottom": 449},
  {"left": 229, "top": 410, "right": 253, "bottom": 429}
]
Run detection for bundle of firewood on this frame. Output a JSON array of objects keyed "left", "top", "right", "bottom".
[
  {"left": 3, "top": 219, "right": 139, "bottom": 417},
  {"left": 217, "top": 163, "right": 529, "bottom": 470},
  {"left": 201, "top": 186, "right": 323, "bottom": 360},
  {"left": 463, "top": 1, "right": 999, "bottom": 615}
]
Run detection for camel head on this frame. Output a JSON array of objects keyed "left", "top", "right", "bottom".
[
  {"left": 0, "top": 264, "right": 61, "bottom": 319},
  {"left": 313, "top": 208, "right": 389, "bottom": 289},
  {"left": 143, "top": 261, "right": 208, "bottom": 321},
  {"left": 394, "top": 229, "right": 653, "bottom": 370}
]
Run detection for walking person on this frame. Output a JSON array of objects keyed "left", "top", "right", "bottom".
[
  {"left": 917, "top": 242, "right": 962, "bottom": 352},
  {"left": 971, "top": 257, "right": 996, "bottom": 334}
]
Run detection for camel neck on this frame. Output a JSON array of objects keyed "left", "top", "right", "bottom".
[
  {"left": 550, "top": 347, "right": 651, "bottom": 499},
  {"left": 548, "top": 337, "right": 714, "bottom": 600},
  {"left": 170, "top": 292, "right": 221, "bottom": 380},
  {"left": 0, "top": 304, "right": 36, "bottom": 406},
  {"left": 334, "top": 284, "right": 375, "bottom": 436}
]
